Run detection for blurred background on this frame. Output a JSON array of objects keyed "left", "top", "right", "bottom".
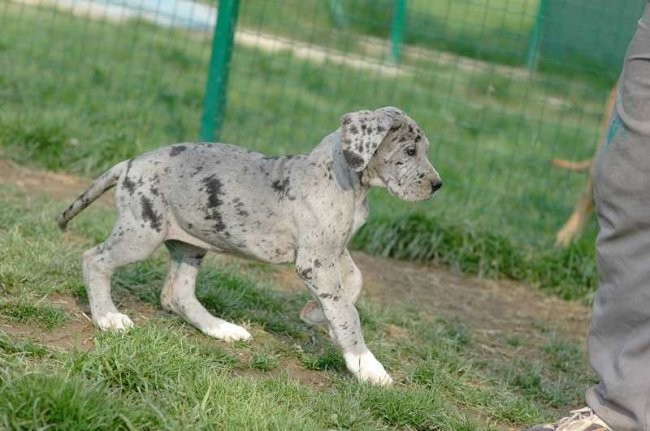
[{"left": 0, "top": 0, "right": 644, "bottom": 299}]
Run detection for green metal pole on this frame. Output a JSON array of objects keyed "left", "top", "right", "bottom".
[
  {"left": 200, "top": 0, "right": 240, "bottom": 142},
  {"left": 526, "top": 0, "right": 547, "bottom": 71},
  {"left": 389, "top": 0, "right": 406, "bottom": 62},
  {"left": 327, "top": 0, "right": 348, "bottom": 29}
]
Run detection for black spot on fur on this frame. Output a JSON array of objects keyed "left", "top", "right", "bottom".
[
  {"left": 349, "top": 125, "right": 359, "bottom": 135},
  {"left": 170, "top": 145, "right": 187, "bottom": 157},
  {"left": 318, "top": 293, "right": 332, "bottom": 299},
  {"left": 191, "top": 165, "right": 204, "bottom": 177},
  {"left": 202, "top": 175, "right": 226, "bottom": 231},
  {"left": 150, "top": 186, "right": 159, "bottom": 196},
  {"left": 122, "top": 160, "right": 136, "bottom": 195},
  {"left": 234, "top": 200, "right": 249, "bottom": 217},
  {"left": 343, "top": 149, "right": 364, "bottom": 169},
  {"left": 415, "top": 134, "right": 422, "bottom": 142},
  {"left": 263, "top": 155, "right": 294, "bottom": 161},
  {"left": 203, "top": 175, "right": 223, "bottom": 208},
  {"left": 314, "top": 259, "right": 322, "bottom": 268},
  {"left": 361, "top": 124, "right": 368, "bottom": 135},
  {"left": 297, "top": 267, "right": 313, "bottom": 280},
  {"left": 140, "top": 196, "right": 162, "bottom": 232},
  {"left": 272, "top": 177, "right": 291, "bottom": 199}
]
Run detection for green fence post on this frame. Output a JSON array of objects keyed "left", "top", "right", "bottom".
[
  {"left": 390, "top": 0, "right": 406, "bottom": 62},
  {"left": 200, "top": 0, "right": 240, "bottom": 142},
  {"left": 526, "top": 0, "right": 547, "bottom": 71},
  {"left": 327, "top": 0, "right": 348, "bottom": 29}
]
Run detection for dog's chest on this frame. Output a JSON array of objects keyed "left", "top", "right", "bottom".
[{"left": 352, "top": 197, "right": 369, "bottom": 234}]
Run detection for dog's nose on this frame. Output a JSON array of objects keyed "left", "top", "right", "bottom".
[{"left": 431, "top": 179, "right": 442, "bottom": 192}]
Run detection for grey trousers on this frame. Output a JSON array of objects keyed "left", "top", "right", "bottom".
[{"left": 587, "top": 4, "right": 650, "bottom": 430}]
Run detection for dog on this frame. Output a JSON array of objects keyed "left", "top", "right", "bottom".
[
  {"left": 57, "top": 106, "right": 442, "bottom": 385},
  {"left": 553, "top": 84, "right": 617, "bottom": 247}
]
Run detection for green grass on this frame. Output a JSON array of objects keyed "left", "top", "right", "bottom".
[
  {"left": 0, "top": 1, "right": 609, "bottom": 299},
  {"left": 0, "top": 298, "right": 68, "bottom": 329},
  {"left": 0, "top": 182, "right": 595, "bottom": 430},
  {"left": 236, "top": 0, "right": 539, "bottom": 67}
]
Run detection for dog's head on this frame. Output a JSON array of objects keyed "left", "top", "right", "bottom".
[{"left": 340, "top": 106, "right": 442, "bottom": 201}]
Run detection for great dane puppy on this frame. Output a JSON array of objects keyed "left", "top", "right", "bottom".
[{"left": 58, "top": 106, "right": 442, "bottom": 385}]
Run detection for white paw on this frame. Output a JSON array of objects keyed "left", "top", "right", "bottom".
[
  {"left": 203, "top": 321, "right": 252, "bottom": 342},
  {"left": 344, "top": 351, "right": 393, "bottom": 386},
  {"left": 94, "top": 312, "right": 134, "bottom": 331}
]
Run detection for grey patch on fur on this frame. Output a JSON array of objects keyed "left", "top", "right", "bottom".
[
  {"left": 170, "top": 145, "right": 187, "bottom": 157},
  {"left": 122, "top": 161, "right": 136, "bottom": 195},
  {"left": 202, "top": 174, "right": 226, "bottom": 231},
  {"left": 140, "top": 195, "right": 162, "bottom": 232}
]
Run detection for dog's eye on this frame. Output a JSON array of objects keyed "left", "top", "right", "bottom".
[{"left": 405, "top": 147, "right": 416, "bottom": 157}]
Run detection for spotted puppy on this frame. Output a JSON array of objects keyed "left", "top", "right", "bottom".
[{"left": 58, "top": 106, "right": 442, "bottom": 385}]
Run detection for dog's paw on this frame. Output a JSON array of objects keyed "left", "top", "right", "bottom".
[
  {"left": 300, "top": 300, "right": 327, "bottom": 325},
  {"left": 344, "top": 351, "right": 393, "bottom": 386},
  {"left": 94, "top": 312, "right": 134, "bottom": 331},
  {"left": 203, "top": 322, "right": 252, "bottom": 342}
]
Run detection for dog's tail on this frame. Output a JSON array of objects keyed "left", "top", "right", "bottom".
[
  {"left": 551, "top": 158, "right": 593, "bottom": 172},
  {"left": 57, "top": 160, "right": 129, "bottom": 231}
]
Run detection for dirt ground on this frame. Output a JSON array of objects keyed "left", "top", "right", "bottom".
[{"left": 0, "top": 159, "right": 591, "bottom": 358}]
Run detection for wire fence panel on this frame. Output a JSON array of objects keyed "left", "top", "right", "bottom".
[
  {"left": 536, "top": 0, "right": 646, "bottom": 77},
  {"left": 223, "top": 0, "right": 623, "bottom": 249},
  {"left": 0, "top": 0, "right": 639, "bottom": 268},
  {"left": 0, "top": 0, "right": 216, "bottom": 173}
]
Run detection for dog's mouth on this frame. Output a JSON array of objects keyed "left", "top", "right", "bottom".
[{"left": 385, "top": 177, "right": 441, "bottom": 202}]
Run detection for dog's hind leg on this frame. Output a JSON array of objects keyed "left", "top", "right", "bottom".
[
  {"left": 300, "top": 249, "right": 361, "bottom": 325},
  {"left": 83, "top": 212, "right": 166, "bottom": 331},
  {"left": 161, "top": 241, "right": 251, "bottom": 342}
]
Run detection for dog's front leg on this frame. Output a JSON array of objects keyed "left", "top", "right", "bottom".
[
  {"left": 296, "top": 252, "right": 392, "bottom": 385},
  {"left": 300, "top": 249, "right": 361, "bottom": 325}
]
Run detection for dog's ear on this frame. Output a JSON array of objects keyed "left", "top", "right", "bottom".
[{"left": 340, "top": 107, "right": 404, "bottom": 172}]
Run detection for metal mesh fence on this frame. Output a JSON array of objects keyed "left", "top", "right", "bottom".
[
  {"left": 534, "top": 0, "right": 646, "bottom": 76},
  {"left": 0, "top": 0, "right": 641, "bottom": 254}
]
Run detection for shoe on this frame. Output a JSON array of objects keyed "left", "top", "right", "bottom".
[{"left": 524, "top": 407, "right": 613, "bottom": 431}]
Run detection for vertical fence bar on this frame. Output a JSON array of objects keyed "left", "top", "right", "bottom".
[
  {"left": 200, "top": 0, "right": 240, "bottom": 142},
  {"left": 526, "top": 0, "right": 547, "bottom": 71},
  {"left": 327, "top": 0, "right": 348, "bottom": 29},
  {"left": 390, "top": 0, "right": 406, "bottom": 62}
]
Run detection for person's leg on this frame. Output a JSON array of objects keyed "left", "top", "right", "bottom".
[
  {"left": 525, "top": 6, "right": 650, "bottom": 431},
  {"left": 587, "top": 4, "right": 650, "bottom": 430}
]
